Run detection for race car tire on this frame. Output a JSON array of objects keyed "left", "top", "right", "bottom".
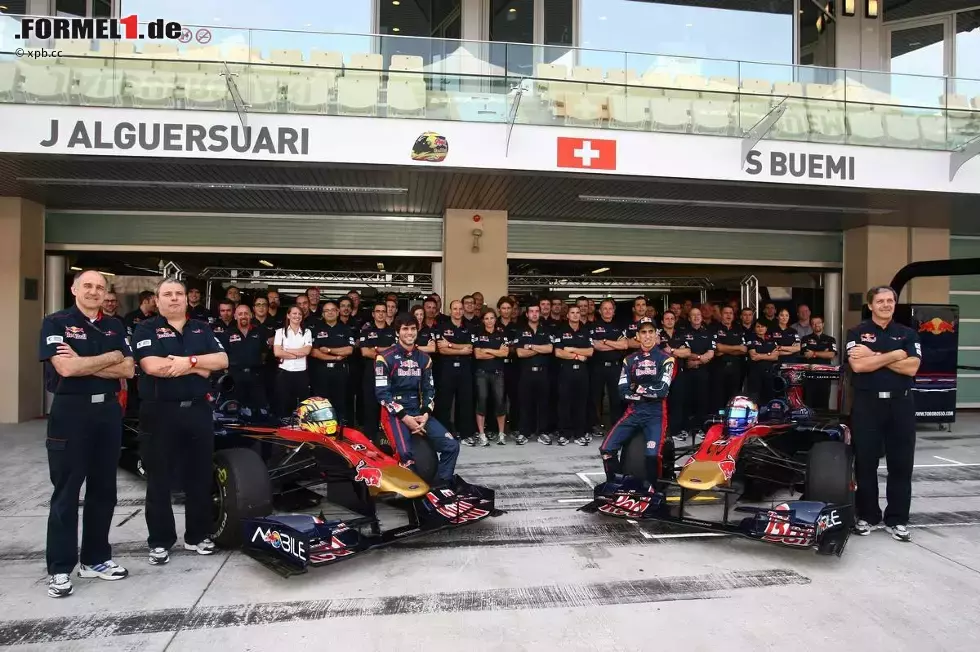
[
  {"left": 619, "top": 433, "right": 648, "bottom": 481},
  {"left": 804, "top": 441, "right": 854, "bottom": 514},
  {"left": 212, "top": 447, "right": 273, "bottom": 548},
  {"left": 411, "top": 435, "right": 439, "bottom": 486}
]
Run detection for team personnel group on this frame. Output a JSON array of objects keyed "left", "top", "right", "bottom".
[
  {"left": 40, "top": 272, "right": 922, "bottom": 602},
  {"left": 169, "top": 286, "right": 839, "bottom": 449}
]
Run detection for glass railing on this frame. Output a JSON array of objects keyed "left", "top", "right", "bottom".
[{"left": 2, "top": 14, "right": 980, "bottom": 152}]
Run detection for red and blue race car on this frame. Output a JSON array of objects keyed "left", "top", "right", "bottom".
[{"left": 580, "top": 364, "right": 854, "bottom": 556}]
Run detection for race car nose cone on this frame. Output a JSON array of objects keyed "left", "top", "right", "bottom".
[
  {"left": 372, "top": 465, "right": 430, "bottom": 499},
  {"left": 677, "top": 461, "right": 728, "bottom": 491}
]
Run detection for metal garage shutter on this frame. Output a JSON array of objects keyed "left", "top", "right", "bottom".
[
  {"left": 44, "top": 211, "right": 443, "bottom": 256},
  {"left": 508, "top": 221, "right": 842, "bottom": 266}
]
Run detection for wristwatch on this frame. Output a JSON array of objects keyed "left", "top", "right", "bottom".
[{"left": 190, "top": 356, "right": 199, "bottom": 367}]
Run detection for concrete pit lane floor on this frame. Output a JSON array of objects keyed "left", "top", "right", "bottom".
[{"left": 2, "top": 419, "right": 980, "bottom": 651}]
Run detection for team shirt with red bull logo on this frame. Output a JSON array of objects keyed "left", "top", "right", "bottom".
[
  {"left": 39, "top": 305, "right": 134, "bottom": 395},
  {"left": 472, "top": 327, "right": 507, "bottom": 373},
  {"left": 618, "top": 348, "right": 675, "bottom": 404},
  {"left": 374, "top": 343, "right": 435, "bottom": 418},
  {"left": 801, "top": 333, "right": 838, "bottom": 360},
  {"left": 845, "top": 319, "right": 921, "bottom": 392},
  {"left": 131, "top": 316, "right": 225, "bottom": 401}
]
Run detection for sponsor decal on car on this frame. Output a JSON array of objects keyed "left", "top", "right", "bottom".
[
  {"left": 598, "top": 493, "right": 652, "bottom": 517},
  {"left": 425, "top": 489, "right": 489, "bottom": 523},
  {"left": 251, "top": 526, "right": 307, "bottom": 562},
  {"left": 354, "top": 460, "right": 382, "bottom": 487}
]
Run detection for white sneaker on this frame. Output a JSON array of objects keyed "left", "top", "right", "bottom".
[
  {"left": 78, "top": 560, "right": 129, "bottom": 580},
  {"left": 48, "top": 573, "right": 73, "bottom": 598},
  {"left": 886, "top": 525, "right": 912, "bottom": 542},
  {"left": 496, "top": 432, "right": 506, "bottom": 445},
  {"left": 184, "top": 539, "right": 216, "bottom": 555},
  {"left": 148, "top": 547, "right": 170, "bottom": 565},
  {"left": 853, "top": 520, "right": 884, "bottom": 536},
  {"left": 477, "top": 433, "right": 490, "bottom": 447}
]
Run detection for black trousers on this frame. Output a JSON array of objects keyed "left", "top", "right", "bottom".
[
  {"left": 46, "top": 394, "right": 122, "bottom": 575},
  {"left": 519, "top": 364, "right": 550, "bottom": 436},
  {"left": 713, "top": 359, "right": 744, "bottom": 411},
  {"left": 349, "top": 355, "right": 364, "bottom": 427},
  {"left": 682, "top": 365, "right": 712, "bottom": 433},
  {"left": 229, "top": 367, "right": 269, "bottom": 412},
  {"left": 559, "top": 364, "right": 590, "bottom": 440},
  {"left": 311, "top": 362, "right": 349, "bottom": 424},
  {"left": 589, "top": 359, "right": 622, "bottom": 431},
  {"left": 504, "top": 359, "right": 520, "bottom": 432},
  {"left": 852, "top": 391, "right": 916, "bottom": 526},
  {"left": 547, "top": 360, "right": 561, "bottom": 433},
  {"left": 747, "top": 363, "right": 775, "bottom": 405},
  {"left": 436, "top": 361, "right": 474, "bottom": 438},
  {"left": 277, "top": 368, "right": 310, "bottom": 418},
  {"left": 805, "top": 379, "right": 832, "bottom": 410},
  {"left": 139, "top": 400, "right": 214, "bottom": 549},
  {"left": 665, "top": 371, "right": 685, "bottom": 437},
  {"left": 361, "top": 365, "right": 382, "bottom": 436}
]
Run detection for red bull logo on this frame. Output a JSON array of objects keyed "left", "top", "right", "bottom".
[
  {"left": 719, "top": 455, "right": 736, "bottom": 481},
  {"left": 919, "top": 317, "right": 955, "bottom": 335},
  {"left": 354, "top": 460, "right": 382, "bottom": 488}
]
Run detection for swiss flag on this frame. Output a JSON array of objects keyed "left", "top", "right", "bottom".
[{"left": 556, "top": 137, "right": 617, "bottom": 170}]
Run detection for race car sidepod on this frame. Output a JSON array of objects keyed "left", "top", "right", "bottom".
[
  {"left": 241, "top": 476, "right": 499, "bottom": 576},
  {"left": 580, "top": 476, "right": 852, "bottom": 557}
]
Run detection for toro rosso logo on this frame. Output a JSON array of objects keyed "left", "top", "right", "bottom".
[
  {"left": 354, "top": 460, "right": 382, "bottom": 487},
  {"left": 919, "top": 317, "right": 955, "bottom": 335}
]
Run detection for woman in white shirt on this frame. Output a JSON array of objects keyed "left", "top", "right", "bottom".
[{"left": 273, "top": 306, "right": 313, "bottom": 417}]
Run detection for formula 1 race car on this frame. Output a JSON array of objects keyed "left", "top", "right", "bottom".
[
  {"left": 121, "top": 379, "right": 499, "bottom": 575},
  {"left": 581, "top": 363, "right": 854, "bottom": 556}
]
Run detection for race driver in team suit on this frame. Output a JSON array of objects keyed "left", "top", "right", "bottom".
[
  {"left": 375, "top": 314, "right": 460, "bottom": 486},
  {"left": 599, "top": 318, "right": 676, "bottom": 488}
]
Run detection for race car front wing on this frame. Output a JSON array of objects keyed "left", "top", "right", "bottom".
[
  {"left": 579, "top": 476, "right": 852, "bottom": 557},
  {"left": 241, "top": 475, "right": 499, "bottom": 575}
]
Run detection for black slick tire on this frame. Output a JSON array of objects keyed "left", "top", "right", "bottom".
[{"left": 212, "top": 448, "right": 273, "bottom": 548}]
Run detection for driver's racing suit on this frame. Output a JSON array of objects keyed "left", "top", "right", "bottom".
[
  {"left": 375, "top": 342, "right": 459, "bottom": 483},
  {"left": 599, "top": 347, "right": 676, "bottom": 485}
]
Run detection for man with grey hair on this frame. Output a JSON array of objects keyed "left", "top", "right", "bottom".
[
  {"left": 38, "top": 270, "right": 135, "bottom": 598},
  {"left": 845, "top": 285, "right": 921, "bottom": 542},
  {"left": 133, "top": 278, "right": 228, "bottom": 566}
]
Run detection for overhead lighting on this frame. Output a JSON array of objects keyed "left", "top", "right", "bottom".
[
  {"left": 392, "top": 0, "right": 400, "bottom": 4},
  {"left": 258, "top": 259, "right": 274, "bottom": 267},
  {"left": 392, "top": 27, "right": 400, "bottom": 32},
  {"left": 509, "top": 7, "right": 516, "bottom": 12},
  {"left": 102, "top": 271, "right": 116, "bottom": 276},
  {"left": 16, "top": 178, "right": 409, "bottom": 195},
  {"left": 576, "top": 194, "right": 896, "bottom": 215},
  {"left": 843, "top": 0, "right": 856, "bottom": 16},
  {"left": 591, "top": 267, "right": 610, "bottom": 274},
  {"left": 866, "top": 0, "right": 879, "bottom": 19},
  {"left": 70, "top": 266, "right": 82, "bottom": 271}
]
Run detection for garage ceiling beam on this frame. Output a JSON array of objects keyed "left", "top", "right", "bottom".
[
  {"left": 200, "top": 267, "right": 433, "bottom": 289},
  {"left": 507, "top": 275, "right": 714, "bottom": 291}
]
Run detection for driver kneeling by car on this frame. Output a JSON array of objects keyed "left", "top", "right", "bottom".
[
  {"left": 599, "top": 318, "right": 676, "bottom": 487},
  {"left": 375, "top": 314, "right": 460, "bottom": 486}
]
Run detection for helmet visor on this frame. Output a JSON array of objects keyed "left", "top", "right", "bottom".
[
  {"left": 727, "top": 406, "right": 752, "bottom": 421},
  {"left": 307, "top": 406, "right": 337, "bottom": 424}
]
